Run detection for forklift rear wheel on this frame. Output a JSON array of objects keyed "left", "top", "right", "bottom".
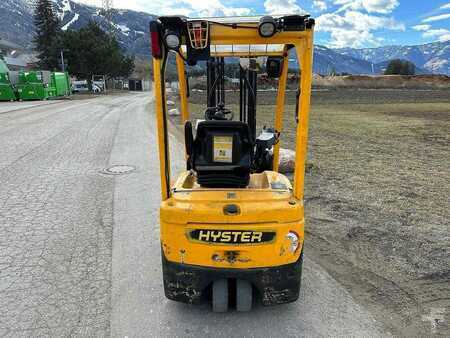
[
  {"left": 236, "top": 280, "right": 252, "bottom": 312},
  {"left": 212, "top": 279, "right": 228, "bottom": 312}
]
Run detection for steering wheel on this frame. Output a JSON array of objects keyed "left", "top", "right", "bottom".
[{"left": 204, "top": 102, "right": 234, "bottom": 121}]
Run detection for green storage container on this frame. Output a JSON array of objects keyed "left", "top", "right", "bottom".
[
  {"left": 0, "top": 72, "right": 17, "bottom": 101},
  {"left": 0, "top": 58, "right": 16, "bottom": 101},
  {"left": 52, "top": 72, "right": 71, "bottom": 97},
  {"left": 16, "top": 71, "right": 53, "bottom": 100},
  {"left": 0, "top": 58, "right": 9, "bottom": 73},
  {"left": 16, "top": 71, "right": 70, "bottom": 101}
]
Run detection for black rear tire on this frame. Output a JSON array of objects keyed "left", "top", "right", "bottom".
[
  {"left": 236, "top": 280, "right": 252, "bottom": 312},
  {"left": 212, "top": 279, "right": 228, "bottom": 312}
]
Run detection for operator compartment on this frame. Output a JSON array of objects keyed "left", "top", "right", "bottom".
[{"left": 186, "top": 120, "right": 253, "bottom": 188}]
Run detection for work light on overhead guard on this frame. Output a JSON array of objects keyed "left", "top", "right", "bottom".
[
  {"left": 165, "top": 32, "right": 180, "bottom": 50},
  {"left": 258, "top": 16, "right": 277, "bottom": 38}
]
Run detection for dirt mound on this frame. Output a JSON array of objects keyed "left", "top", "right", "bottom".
[{"left": 313, "top": 74, "right": 450, "bottom": 89}]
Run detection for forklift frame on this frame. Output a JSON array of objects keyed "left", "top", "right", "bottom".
[{"left": 151, "top": 15, "right": 315, "bottom": 309}]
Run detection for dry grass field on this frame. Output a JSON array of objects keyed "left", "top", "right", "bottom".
[{"left": 169, "top": 88, "right": 450, "bottom": 336}]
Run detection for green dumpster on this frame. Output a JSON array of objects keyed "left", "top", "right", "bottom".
[
  {"left": 52, "top": 72, "right": 71, "bottom": 97},
  {"left": 16, "top": 71, "right": 70, "bottom": 101},
  {"left": 0, "top": 73, "right": 17, "bottom": 101},
  {"left": 16, "top": 71, "right": 55, "bottom": 101},
  {"left": 0, "top": 58, "right": 8, "bottom": 73},
  {"left": 0, "top": 72, "right": 17, "bottom": 101},
  {"left": 0, "top": 58, "right": 16, "bottom": 101}
]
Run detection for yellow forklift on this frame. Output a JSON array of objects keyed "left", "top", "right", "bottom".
[{"left": 151, "top": 14, "right": 315, "bottom": 312}]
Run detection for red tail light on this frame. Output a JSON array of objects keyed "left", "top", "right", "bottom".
[{"left": 150, "top": 21, "right": 162, "bottom": 58}]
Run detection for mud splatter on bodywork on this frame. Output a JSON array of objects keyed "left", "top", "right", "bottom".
[{"left": 162, "top": 252, "right": 303, "bottom": 306}]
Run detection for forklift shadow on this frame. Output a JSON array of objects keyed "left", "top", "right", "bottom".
[
  {"left": 161, "top": 296, "right": 307, "bottom": 336},
  {"left": 167, "top": 293, "right": 300, "bottom": 315},
  {"left": 156, "top": 259, "right": 385, "bottom": 336}
]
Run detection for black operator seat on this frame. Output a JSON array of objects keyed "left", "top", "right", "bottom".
[{"left": 185, "top": 120, "right": 253, "bottom": 188}]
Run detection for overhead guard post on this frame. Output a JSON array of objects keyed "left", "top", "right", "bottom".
[
  {"left": 293, "top": 35, "right": 314, "bottom": 200},
  {"left": 153, "top": 56, "right": 171, "bottom": 201},
  {"left": 176, "top": 53, "right": 189, "bottom": 123},
  {"left": 272, "top": 51, "right": 289, "bottom": 172}
]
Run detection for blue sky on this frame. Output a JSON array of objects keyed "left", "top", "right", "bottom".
[{"left": 76, "top": 0, "right": 450, "bottom": 48}]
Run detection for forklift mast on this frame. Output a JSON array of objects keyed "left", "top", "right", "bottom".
[
  {"left": 206, "top": 57, "right": 258, "bottom": 142},
  {"left": 206, "top": 57, "right": 225, "bottom": 108},
  {"left": 239, "top": 65, "right": 257, "bottom": 142}
]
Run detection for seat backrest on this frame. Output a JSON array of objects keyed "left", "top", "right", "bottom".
[{"left": 190, "top": 120, "right": 253, "bottom": 188}]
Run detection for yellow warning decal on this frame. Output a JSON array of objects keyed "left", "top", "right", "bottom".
[{"left": 213, "top": 135, "right": 233, "bottom": 163}]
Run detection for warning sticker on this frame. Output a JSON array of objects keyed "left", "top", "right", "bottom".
[{"left": 213, "top": 136, "right": 233, "bottom": 163}]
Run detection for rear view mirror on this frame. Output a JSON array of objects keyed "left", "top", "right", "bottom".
[{"left": 266, "top": 57, "right": 283, "bottom": 78}]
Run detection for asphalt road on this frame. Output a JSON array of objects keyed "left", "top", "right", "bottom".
[{"left": 0, "top": 93, "right": 388, "bottom": 337}]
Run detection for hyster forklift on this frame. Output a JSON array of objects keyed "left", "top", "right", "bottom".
[{"left": 151, "top": 14, "right": 315, "bottom": 312}]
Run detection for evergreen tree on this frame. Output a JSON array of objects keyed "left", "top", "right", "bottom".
[
  {"left": 61, "top": 22, "right": 134, "bottom": 82},
  {"left": 400, "top": 61, "right": 415, "bottom": 75},
  {"left": 33, "top": 0, "right": 61, "bottom": 70},
  {"left": 385, "top": 59, "right": 416, "bottom": 75}
]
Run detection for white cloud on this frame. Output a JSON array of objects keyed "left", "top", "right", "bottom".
[
  {"left": 440, "top": 3, "right": 450, "bottom": 10},
  {"left": 412, "top": 24, "right": 431, "bottom": 31},
  {"left": 192, "top": 0, "right": 253, "bottom": 17},
  {"left": 334, "top": 0, "right": 399, "bottom": 14},
  {"left": 73, "top": 0, "right": 252, "bottom": 17},
  {"left": 423, "top": 29, "right": 450, "bottom": 42},
  {"left": 313, "top": 0, "right": 328, "bottom": 12},
  {"left": 316, "top": 10, "right": 404, "bottom": 47},
  {"left": 423, "top": 13, "right": 450, "bottom": 23},
  {"left": 413, "top": 23, "right": 450, "bottom": 42},
  {"left": 263, "top": 0, "right": 306, "bottom": 15}
]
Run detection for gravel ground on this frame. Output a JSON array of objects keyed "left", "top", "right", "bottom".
[
  {"left": 303, "top": 97, "right": 449, "bottom": 337},
  {"left": 175, "top": 88, "right": 450, "bottom": 336}
]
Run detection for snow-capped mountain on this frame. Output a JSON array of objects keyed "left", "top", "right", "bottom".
[
  {"left": 313, "top": 45, "right": 375, "bottom": 74},
  {"left": 334, "top": 41, "right": 450, "bottom": 75},
  {"left": 53, "top": 0, "right": 156, "bottom": 56},
  {"left": 0, "top": 0, "right": 35, "bottom": 49},
  {"left": 0, "top": 0, "right": 448, "bottom": 74},
  {"left": 0, "top": 0, "right": 155, "bottom": 57}
]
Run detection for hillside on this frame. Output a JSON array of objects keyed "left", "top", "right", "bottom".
[
  {"left": 334, "top": 41, "right": 450, "bottom": 75},
  {"left": 0, "top": 0, "right": 448, "bottom": 75},
  {"left": 0, "top": 0, "right": 155, "bottom": 57},
  {"left": 313, "top": 45, "right": 374, "bottom": 75}
]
